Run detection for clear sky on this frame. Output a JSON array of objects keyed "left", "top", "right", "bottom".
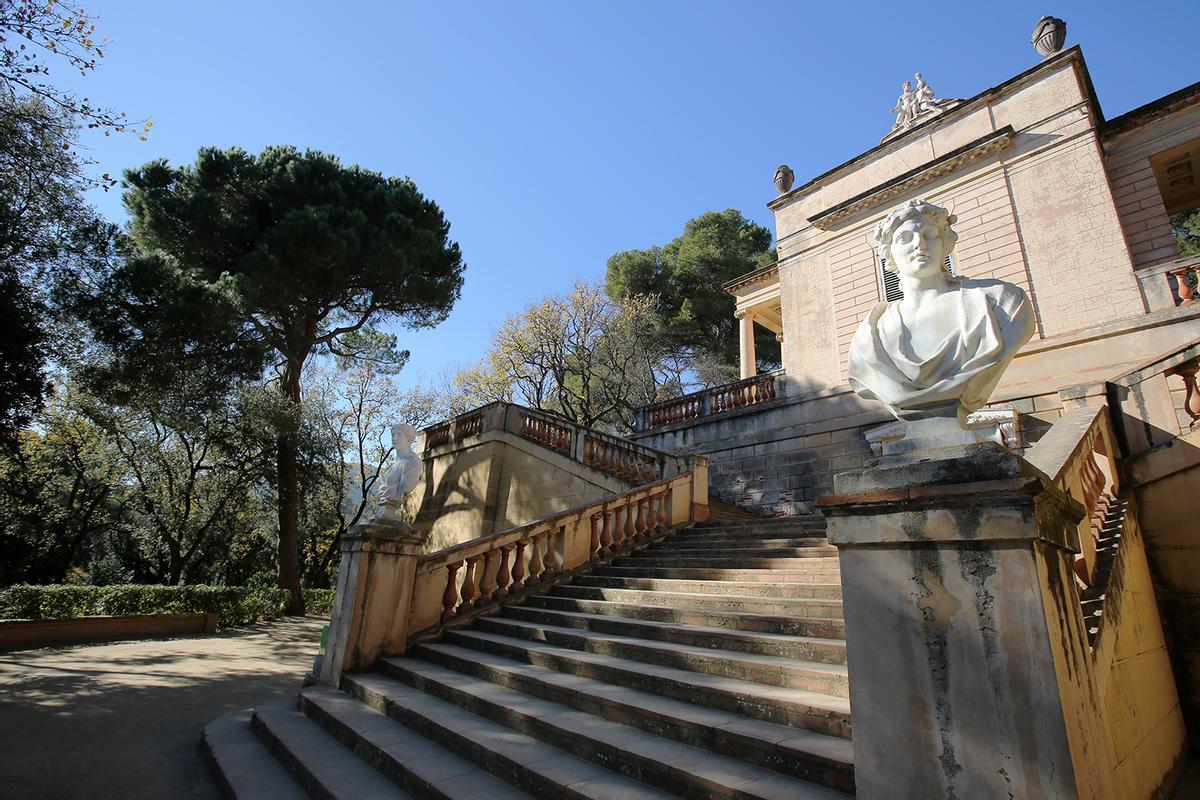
[{"left": 58, "top": 0, "right": 1198, "bottom": 392}]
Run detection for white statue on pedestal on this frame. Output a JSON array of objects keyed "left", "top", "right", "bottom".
[
  {"left": 848, "top": 199, "right": 1035, "bottom": 443},
  {"left": 373, "top": 423, "right": 421, "bottom": 520}
]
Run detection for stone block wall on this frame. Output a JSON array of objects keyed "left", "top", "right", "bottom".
[{"left": 1109, "top": 156, "right": 1181, "bottom": 270}]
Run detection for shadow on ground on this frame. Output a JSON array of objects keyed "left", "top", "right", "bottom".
[{"left": 0, "top": 615, "right": 326, "bottom": 800}]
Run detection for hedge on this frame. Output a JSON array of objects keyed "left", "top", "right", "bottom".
[{"left": 0, "top": 585, "right": 337, "bottom": 628}]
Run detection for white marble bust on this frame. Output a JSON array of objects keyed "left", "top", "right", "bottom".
[
  {"left": 848, "top": 199, "right": 1035, "bottom": 426},
  {"left": 374, "top": 423, "right": 421, "bottom": 520}
]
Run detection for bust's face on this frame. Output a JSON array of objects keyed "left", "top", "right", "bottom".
[{"left": 888, "top": 217, "right": 948, "bottom": 280}]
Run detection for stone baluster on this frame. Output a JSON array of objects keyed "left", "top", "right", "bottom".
[
  {"left": 589, "top": 514, "right": 603, "bottom": 559},
  {"left": 478, "top": 550, "right": 498, "bottom": 604},
  {"left": 526, "top": 533, "right": 545, "bottom": 584},
  {"left": 511, "top": 540, "right": 528, "bottom": 593},
  {"left": 1169, "top": 360, "right": 1200, "bottom": 429},
  {"left": 600, "top": 509, "right": 615, "bottom": 554},
  {"left": 494, "top": 545, "right": 513, "bottom": 599},
  {"left": 634, "top": 498, "right": 647, "bottom": 541},
  {"left": 1172, "top": 267, "right": 1197, "bottom": 306},
  {"left": 441, "top": 561, "right": 462, "bottom": 623},
  {"left": 623, "top": 499, "right": 637, "bottom": 543},
  {"left": 544, "top": 526, "right": 563, "bottom": 573},
  {"left": 459, "top": 555, "right": 480, "bottom": 611}
]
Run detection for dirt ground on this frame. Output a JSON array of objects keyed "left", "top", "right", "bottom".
[{"left": 0, "top": 615, "right": 325, "bottom": 800}]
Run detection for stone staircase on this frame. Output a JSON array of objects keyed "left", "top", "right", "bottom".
[{"left": 203, "top": 515, "right": 854, "bottom": 799}]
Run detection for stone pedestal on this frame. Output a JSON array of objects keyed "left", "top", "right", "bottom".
[
  {"left": 816, "top": 444, "right": 1114, "bottom": 800},
  {"left": 319, "top": 518, "right": 426, "bottom": 686}
]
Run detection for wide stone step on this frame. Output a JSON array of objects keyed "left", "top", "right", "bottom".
[
  {"left": 380, "top": 650, "right": 853, "bottom": 790},
  {"left": 354, "top": 667, "right": 852, "bottom": 799},
  {"left": 413, "top": 639, "right": 852, "bottom": 736},
  {"left": 642, "top": 546, "right": 839, "bottom": 559},
  {"left": 688, "top": 520, "right": 826, "bottom": 537},
  {"left": 251, "top": 699, "right": 412, "bottom": 799},
  {"left": 548, "top": 585, "right": 845, "bottom": 619},
  {"left": 499, "top": 605, "right": 847, "bottom": 662},
  {"left": 313, "top": 678, "right": 674, "bottom": 800},
  {"left": 652, "top": 537, "right": 831, "bottom": 550},
  {"left": 592, "top": 566, "right": 842, "bottom": 583},
  {"left": 628, "top": 546, "right": 835, "bottom": 561},
  {"left": 612, "top": 554, "right": 841, "bottom": 569},
  {"left": 301, "top": 683, "right": 642, "bottom": 800},
  {"left": 571, "top": 574, "right": 843, "bottom": 600},
  {"left": 520, "top": 595, "right": 846, "bottom": 638},
  {"left": 202, "top": 710, "right": 310, "bottom": 800},
  {"left": 465, "top": 618, "right": 849, "bottom": 692}
]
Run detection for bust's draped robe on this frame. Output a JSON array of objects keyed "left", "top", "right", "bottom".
[{"left": 848, "top": 278, "right": 1036, "bottom": 422}]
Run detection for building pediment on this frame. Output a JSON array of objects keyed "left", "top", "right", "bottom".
[{"left": 805, "top": 126, "right": 1015, "bottom": 230}]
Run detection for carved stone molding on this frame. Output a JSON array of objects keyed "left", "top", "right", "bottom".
[
  {"left": 723, "top": 263, "right": 780, "bottom": 295},
  {"left": 807, "top": 126, "right": 1015, "bottom": 231}
]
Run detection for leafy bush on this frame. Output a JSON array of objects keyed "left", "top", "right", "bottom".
[
  {"left": 0, "top": 584, "right": 323, "bottom": 627},
  {"left": 303, "top": 588, "right": 336, "bottom": 615}
]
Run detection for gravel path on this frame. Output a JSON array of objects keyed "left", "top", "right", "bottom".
[{"left": 0, "top": 615, "right": 326, "bottom": 800}]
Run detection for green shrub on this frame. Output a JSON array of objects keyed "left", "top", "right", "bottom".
[
  {"left": 303, "top": 588, "right": 336, "bottom": 615},
  {"left": 0, "top": 584, "right": 305, "bottom": 627}
]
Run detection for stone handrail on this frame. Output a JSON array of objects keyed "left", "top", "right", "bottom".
[
  {"left": 406, "top": 469, "right": 704, "bottom": 643},
  {"left": 634, "top": 369, "right": 785, "bottom": 431},
  {"left": 420, "top": 402, "right": 690, "bottom": 483},
  {"left": 1026, "top": 404, "right": 1119, "bottom": 586}
]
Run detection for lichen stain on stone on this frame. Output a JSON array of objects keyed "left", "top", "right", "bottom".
[
  {"left": 900, "top": 510, "right": 929, "bottom": 541},
  {"left": 959, "top": 547, "right": 999, "bottom": 660},
  {"left": 910, "top": 548, "right": 964, "bottom": 793}
]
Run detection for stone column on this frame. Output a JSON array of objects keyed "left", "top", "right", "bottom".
[
  {"left": 816, "top": 443, "right": 1114, "bottom": 800},
  {"left": 319, "top": 517, "right": 427, "bottom": 686},
  {"left": 737, "top": 310, "right": 756, "bottom": 379}
]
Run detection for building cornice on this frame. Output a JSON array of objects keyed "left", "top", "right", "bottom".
[
  {"left": 1102, "top": 80, "right": 1200, "bottom": 141},
  {"left": 767, "top": 46, "right": 1089, "bottom": 213},
  {"left": 722, "top": 263, "right": 779, "bottom": 295},
  {"left": 805, "top": 126, "right": 1015, "bottom": 230}
]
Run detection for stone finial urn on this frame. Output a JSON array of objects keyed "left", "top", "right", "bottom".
[
  {"left": 1031, "top": 16, "right": 1066, "bottom": 57},
  {"left": 774, "top": 164, "right": 794, "bottom": 194}
]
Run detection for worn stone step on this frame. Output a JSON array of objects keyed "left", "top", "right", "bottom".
[
  {"left": 202, "top": 710, "right": 310, "bottom": 800},
  {"left": 413, "top": 639, "right": 851, "bottom": 736},
  {"left": 570, "top": 574, "right": 843, "bottom": 600},
  {"left": 592, "top": 566, "right": 841, "bottom": 583},
  {"left": 465, "top": 618, "right": 849, "bottom": 692},
  {"left": 652, "top": 537, "right": 831, "bottom": 550},
  {"left": 520, "top": 595, "right": 846, "bottom": 638},
  {"left": 688, "top": 519, "right": 826, "bottom": 536},
  {"left": 381, "top": 649, "right": 853, "bottom": 790},
  {"left": 615, "top": 555, "right": 840, "bottom": 569},
  {"left": 499, "top": 605, "right": 847, "bottom": 662},
  {"left": 629, "top": 544, "right": 837, "bottom": 558},
  {"left": 319, "top": 677, "right": 676, "bottom": 800},
  {"left": 250, "top": 699, "right": 412, "bottom": 799},
  {"left": 362, "top": 661, "right": 852, "bottom": 799},
  {"left": 295, "top": 686, "right": 538, "bottom": 799},
  {"left": 548, "top": 585, "right": 846, "bottom": 619}
]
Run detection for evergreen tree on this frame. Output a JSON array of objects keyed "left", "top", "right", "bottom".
[{"left": 78, "top": 146, "right": 464, "bottom": 612}]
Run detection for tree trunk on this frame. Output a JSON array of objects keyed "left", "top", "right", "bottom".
[{"left": 277, "top": 359, "right": 306, "bottom": 615}]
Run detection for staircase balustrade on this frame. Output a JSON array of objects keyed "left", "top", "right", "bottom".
[
  {"left": 407, "top": 468, "right": 703, "bottom": 646},
  {"left": 518, "top": 409, "right": 572, "bottom": 454},
  {"left": 418, "top": 401, "right": 690, "bottom": 484},
  {"left": 634, "top": 369, "right": 784, "bottom": 431},
  {"left": 1026, "top": 404, "right": 1120, "bottom": 587}
]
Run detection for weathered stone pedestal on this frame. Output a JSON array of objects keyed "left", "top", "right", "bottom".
[
  {"left": 816, "top": 443, "right": 1114, "bottom": 800},
  {"left": 319, "top": 517, "right": 426, "bottom": 687}
]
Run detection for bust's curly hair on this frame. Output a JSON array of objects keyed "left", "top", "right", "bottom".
[{"left": 874, "top": 198, "right": 959, "bottom": 278}]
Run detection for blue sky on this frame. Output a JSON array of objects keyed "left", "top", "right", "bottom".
[{"left": 60, "top": 1, "right": 1197, "bottom": 391}]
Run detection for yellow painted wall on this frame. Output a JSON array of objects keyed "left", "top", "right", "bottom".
[{"left": 1092, "top": 506, "right": 1189, "bottom": 798}]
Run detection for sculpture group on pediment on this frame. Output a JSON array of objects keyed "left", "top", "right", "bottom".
[{"left": 889, "top": 72, "right": 954, "bottom": 133}]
